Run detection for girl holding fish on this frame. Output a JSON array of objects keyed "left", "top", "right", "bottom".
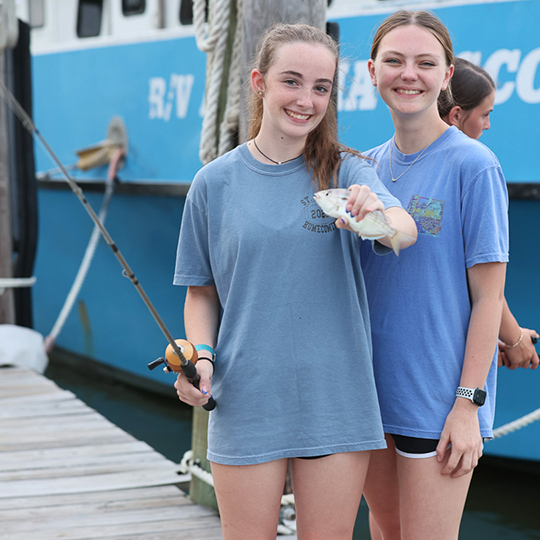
[
  {"left": 438, "top": 57, "right": 539, "bottom": 370},
  {"left": 172, "top": 22, "right": 416, "bottom": 539},
  {"left": 349, "top": 10, "right": 509, "bottom": 540}
]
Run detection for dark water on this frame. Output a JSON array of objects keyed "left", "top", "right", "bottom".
[{"left": 45, "top": 362, "right": 540, "bottom": 539}]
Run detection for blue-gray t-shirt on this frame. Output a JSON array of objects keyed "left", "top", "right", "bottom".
[
  {"left": 174, "top": 143, "right": 401, "bottom": 465},
  {"left": 360, "top": 127, "right": 509, "bottom": 439}
]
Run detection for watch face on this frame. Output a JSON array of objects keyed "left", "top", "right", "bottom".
[{"left": 473, "top": 388, "right": 487, "bottom": 406}]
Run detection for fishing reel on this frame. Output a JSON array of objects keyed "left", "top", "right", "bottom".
[
  {"left": 147, "top": 339, "right": 198, "bottom": 373},
  {"left": 148, "top": 339, "right": 216, "bottom": 411}
]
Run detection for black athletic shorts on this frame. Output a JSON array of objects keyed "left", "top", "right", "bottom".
[{"left": 390, "top": 434, "right": 440, "bottom": 458}]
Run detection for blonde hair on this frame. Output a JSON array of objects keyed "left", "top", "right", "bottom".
[
  {"left": 371, "top": 10, "right": 455, "bottom": 111},
  {"left": 248, "top": 23, "right": 365, "bottom": 190}
]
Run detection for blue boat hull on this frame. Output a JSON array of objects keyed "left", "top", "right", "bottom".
[{"left": 30, "top": 0, "right": 540, "bottom": 462}]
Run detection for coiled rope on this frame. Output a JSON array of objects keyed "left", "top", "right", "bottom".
[
  {"left": 218, "top": 0, "right": 242, "bottom": 156},
  {"left": 194, "top": 0, "right": 242, "bottom": 165}
]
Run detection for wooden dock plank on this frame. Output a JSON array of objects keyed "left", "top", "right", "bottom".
[
  {"left": 2, "top": 500, "right": 215, "bottom": 533},
  {"left": 0, "top": 444, "right": 162, "bottom": 472},
  {"left": 0, "top": 398, "right": 91, "bottom": 419},
  {"left": 0, "top": 491, "right": 188, "bottom": 520},
  {"left": 0, "top": 388, "right": 77, "bottom": 404},
  {"left": 0, "top": 517, "right": 223, "bottom": 540},
  {"left": 0, "top": 454, "right": 181, "bottom": 481},
  {"left": 0, "top": 485, "right": 182, "bottom": 510},
  {"left": 0, "top": 367, "right": 222, "bottom": 539},
  {"left": 0, "top": 411, "right": 118, "bottom": 430}
]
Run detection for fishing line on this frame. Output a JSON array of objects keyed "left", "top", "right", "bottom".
[{"left": 0, "top": 79, "right": 216, "bottom": 411}]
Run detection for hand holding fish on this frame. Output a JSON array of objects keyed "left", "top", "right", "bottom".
[
  {"left": 314, "top": 186, "right": 417, "bottom": 255},
  {"left": 343, "top": 184, "right": 385, "bottom": 220}
]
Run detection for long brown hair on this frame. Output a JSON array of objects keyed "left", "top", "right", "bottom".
[
  {"left": 248, "top": 23, "right": 365, "bottom": 190},
  {"left": 371, "top": 10, "right": 455, "bottom": 112}
]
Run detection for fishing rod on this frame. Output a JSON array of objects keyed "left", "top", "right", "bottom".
[{"left": 0, "top": 80, "right": 216, "bottom": 411}]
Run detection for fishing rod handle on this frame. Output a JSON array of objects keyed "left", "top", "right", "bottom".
[
  {"left": 148, "top": 355, "right": 217, "bottom": 411},
  {"left": 188, "top": 374, "right": 217, "bottom": 412},
  {"left": 165, "top": 339, "right": 217, "bottom": 411}
]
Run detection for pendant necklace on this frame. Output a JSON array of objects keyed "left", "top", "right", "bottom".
[
  {"left": 253, "top": 138, "right": 303, "bottom": 165},
  {"left": 389, "top": 129, "right": 446, "bottom": 182}
]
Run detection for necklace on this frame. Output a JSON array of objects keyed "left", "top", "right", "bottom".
[
  {"left": 253, "top": 138, "right": 303, "bottom": 165},
  {"left": 389, "top": 129, "right": 445, "bottom": 182}
]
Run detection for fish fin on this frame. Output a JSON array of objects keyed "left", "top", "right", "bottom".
[{"left": 389, "top": 230, "right": 415, "bottom": 256}]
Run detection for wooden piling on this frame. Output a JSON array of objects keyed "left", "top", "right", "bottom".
[{"left": 0, "top": 52, "right": 15, "bottom": 324}]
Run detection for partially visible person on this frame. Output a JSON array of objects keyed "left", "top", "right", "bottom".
[
  {"left": 173, "top": 22, "right": 416, "bottom": 540},
  {"left": 439, "top": 57, "right": 539, "bottom": 370},
  {"left": 438, "top": 57, "right": 495, "bottom": 140},
  {"left": 356, "top": 10, "right": 509, "bottom": 540}
]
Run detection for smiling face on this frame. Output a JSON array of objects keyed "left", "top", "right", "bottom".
[
  {"left": 368, "top": 24, "right": 453, "bottom": 119},
  {"left": 459, "top": 91, "right": 495, "bottom": 140},
  {"left": 252, "top": 42, "right": 336, "bottom": 144}
]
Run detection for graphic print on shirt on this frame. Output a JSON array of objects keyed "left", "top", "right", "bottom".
[
  {"left": 406, "top": 195, "right": 446, "bottom": 237},
  {"left": 301, "top": 195, "right": 337, "bottom": 234}
]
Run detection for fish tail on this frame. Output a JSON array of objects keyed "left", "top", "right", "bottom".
[{"left": 389, "top": 230, "right": 415, "bottom": 256}]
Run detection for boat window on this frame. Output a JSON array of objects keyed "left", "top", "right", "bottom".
[
  {"left": 179, "top": 0, "right": 193, "bottom": 25},
  {"left": 179, "top": 0, "right": 207, "bottom": 25},
  {"left": 122, "top": 0, "right": 146, "bottom": 16},
  {"left": 28, "top": 0, "right": 45, "bottom": 28},
  {"left": 77, "top": 0, "right": 103, "bottom": 38}
]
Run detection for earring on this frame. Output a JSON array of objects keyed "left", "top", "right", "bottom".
[{"left": 258, "top": 90, "right": 264, "bottom": 97}]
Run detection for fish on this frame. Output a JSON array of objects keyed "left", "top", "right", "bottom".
[{"left": 313, "top": 188, "right": 410, "bottom": 256}]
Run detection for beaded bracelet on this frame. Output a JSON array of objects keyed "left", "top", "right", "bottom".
[{"left": 503, "top": 327, "right": 523, "bottom": 348}]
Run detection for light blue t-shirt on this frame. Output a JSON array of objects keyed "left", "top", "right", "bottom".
[
  {"left": 174, "top": 143, "right": 401, "bottom": 465},
  {"left": 360, "top": 126, "right": 509, "bottom": 439}
]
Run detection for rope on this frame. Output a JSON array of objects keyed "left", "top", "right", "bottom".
[
  {"left": 0, "top": 276, "right": 36, "bottom": 295},
  {"left": 218, "top": 0, "right": 242, "bottom": 156},
  {"left": 44, "top": 148, "right": 124, "bottom": 353},
  {"left": 195, "top": 0, "right": 242, "bottom": 165},
  {"left": 492, "top": 406, "right": 540, "bottom": 438}
]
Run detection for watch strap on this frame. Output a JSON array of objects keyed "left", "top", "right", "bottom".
[
  {"left": 456, "top": 386, "right": 486, "bottom": 406},
  {"left": 456, "top": 387, "right": 476, "bottom": 401}
]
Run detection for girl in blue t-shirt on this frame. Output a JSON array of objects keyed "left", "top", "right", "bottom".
[
  {"left": 173, "top": 22, "right": 416, "bottom": 540},
  {"left": 355, "top": 10, "right": 509, "bottom": 540}
]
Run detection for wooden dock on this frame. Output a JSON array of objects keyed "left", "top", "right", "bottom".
[{"left": 0, "top": 366, "right": 223, "bottom": 540}]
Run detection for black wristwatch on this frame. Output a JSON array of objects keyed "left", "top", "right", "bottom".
[{"left": 456, "top": 386, "right": 486, "bottom": 406}]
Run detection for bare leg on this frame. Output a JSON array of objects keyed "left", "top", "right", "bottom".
[
  {"left": 397, "top": 451, "right": 472, "bottom": 540},
  {"left": 363, "top": 435, "right": 401, "bottom": 540},
  {"left": 292, "top": 451, "right": 371, "bottom": 540},
  {"left": 363, "top": 433, "right": 473, "bottom": 540},
  {"left": 211, "top": 459, "right": 289, "bottom": 540}
]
